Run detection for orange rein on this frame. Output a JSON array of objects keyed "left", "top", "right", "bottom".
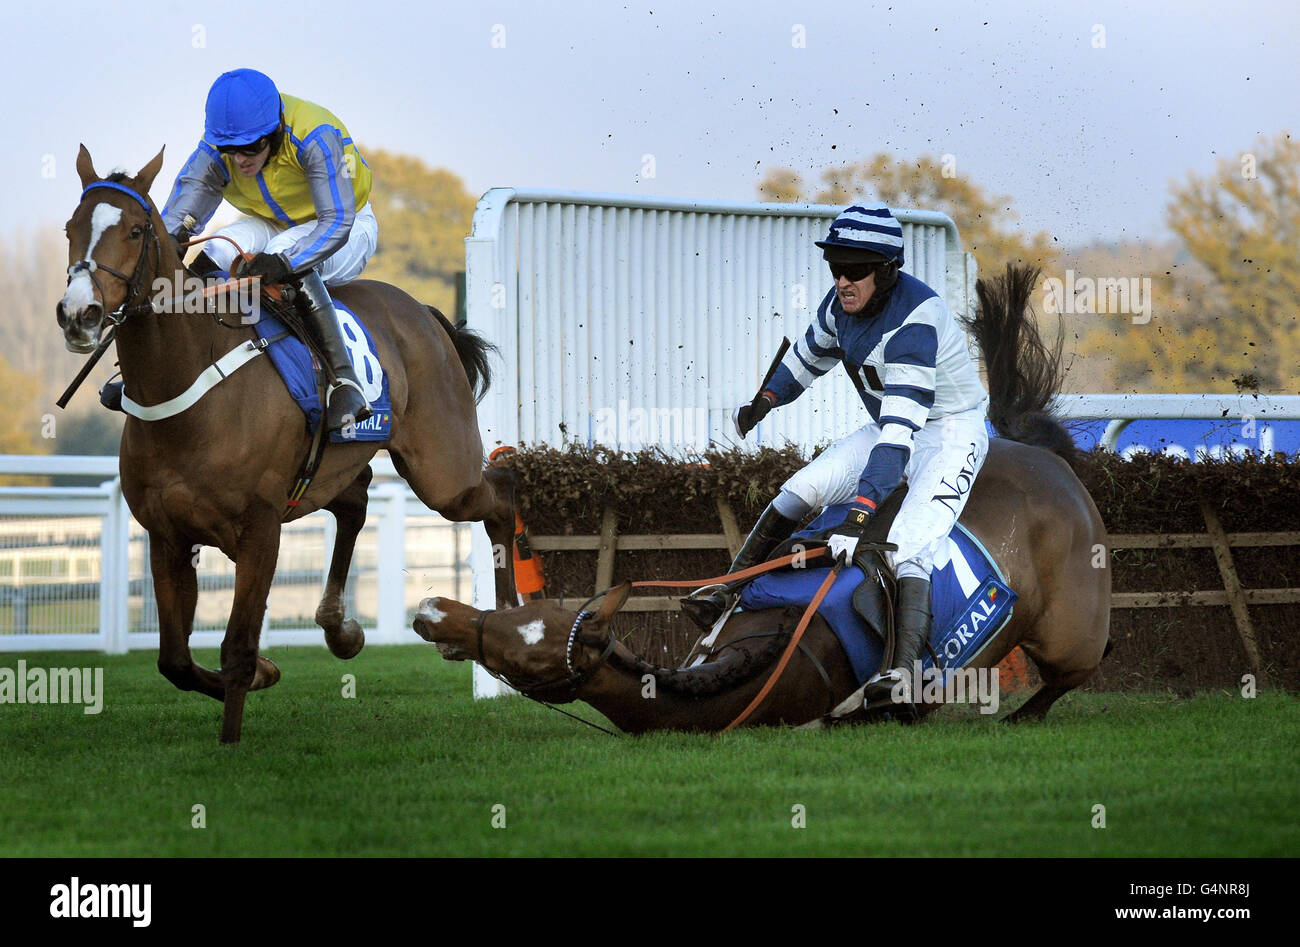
[
  {"left": 629, "top": 545, "right": 837, "bottom": 732},
  {"left": 172, "top": 234, "right": 287, "bottom": 305}
]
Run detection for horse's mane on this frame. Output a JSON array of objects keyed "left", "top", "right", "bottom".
[
  {"left": 609, "top": 608, "right": 800, "bottom": 698},
  {"left": 966, "top": 264, "right": 1082, "bottom": 474}
]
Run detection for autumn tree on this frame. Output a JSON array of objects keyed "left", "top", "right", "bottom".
[
  {"left": 758, "top": 153, "right": 1058, "bottom": 274},
  {"left": 358, "top": 147, "right": 477, "bottom": 316},
  {"left": 1078, "top": 132, "right": 1299, "bottom": 393}
]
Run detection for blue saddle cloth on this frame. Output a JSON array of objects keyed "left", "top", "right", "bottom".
[
  {"left": 737, "top": 502, "right": 1017, "bottom": 685},
  {"left": 254, "top": 300, "right": 392, "bottom": 443}
]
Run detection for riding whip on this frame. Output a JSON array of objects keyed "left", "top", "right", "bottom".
[
  {"left": 749, "top": 336, "right": 790, "bottom": 411},
  {"left": 56, "top": 326, "right": 116, "bottom": 409}
]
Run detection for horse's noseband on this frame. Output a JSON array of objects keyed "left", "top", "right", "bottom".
[
  {"left": 69, "top": 181, "right": 163, "bottom": 324},
  {"left": 473, "top": 607, "right": 617, "bottom": 703}
]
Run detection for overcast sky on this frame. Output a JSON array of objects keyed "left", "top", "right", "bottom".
[{"left": 5, "top": 0, "right": 1296, "bottom": 248}]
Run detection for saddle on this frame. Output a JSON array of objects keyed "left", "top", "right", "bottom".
[{"left": 759, "top": 481, "right": 909, "bottom": 646}]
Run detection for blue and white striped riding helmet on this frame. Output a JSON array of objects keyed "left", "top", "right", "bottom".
[{"left": 815, "top": 202, "right": 905, "bottom": 266}]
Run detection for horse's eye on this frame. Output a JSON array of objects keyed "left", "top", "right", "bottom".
[{"left": 129, "top": 226, "right": 143, "bottom": 239}]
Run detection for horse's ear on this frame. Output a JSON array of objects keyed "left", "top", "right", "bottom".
[
  {"left": 134, "top": 146, "right": 166, "bottom": 196},
  {"left": 75, "top": 144, "right": 98, "bottom": 188},
  {"left": 591, "top": 582, "right": 632, "bottom": 624}
]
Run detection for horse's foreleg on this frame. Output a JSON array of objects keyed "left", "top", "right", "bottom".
[
  {"left": 317, "top": 466, "right": 372, "bottom": 659},
  {"left": 438, "top": 465, "right": 518, "bottom": 610},
  {"left": 219, "top": 508, "right": 283, "bottom": 745},
  {"left": 151, "top": 536, "right": 225, "bottom": 700}
]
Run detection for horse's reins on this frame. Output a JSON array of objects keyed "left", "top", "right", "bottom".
[
  {"left": 626, "top": 546, "right": 840, "bottom": 732},
  {"left": 57, "top": 186, "right": 256, "bottom": 409},
  {"left": 472, "top": 597, "right": 621, "bottom": 736},
  {"left": 59, "top": 193, "right": 325, "bottom": 517},
  {"left": 476, "top": 545, "right": 857, "bottom": 735},
  {"left": 56, "top": 182, "right": 164, "bottom": 409}
]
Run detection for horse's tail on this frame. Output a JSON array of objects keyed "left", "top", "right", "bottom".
[
  {"left": 967, "top": 263, "right": 1083, "bottom": 474},
  {"left": 426, "top": 305, "right": 496, "bottom": 404}
]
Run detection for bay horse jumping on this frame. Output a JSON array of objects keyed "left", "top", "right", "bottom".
[
  {"left": 412, "top": 264, "right": 1112, "bottom": 732},
  {"left": 58, "top": 146, "right": 517, "bottom": 743}
]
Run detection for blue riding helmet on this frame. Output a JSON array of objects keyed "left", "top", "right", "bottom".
[{"left": 204, "top": 69, "right": 282, "bottom": 147}]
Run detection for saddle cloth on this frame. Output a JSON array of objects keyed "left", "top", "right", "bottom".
[
  {"left": 255, "top": 299, "right": 393, "bottom": 443},
  {"left": 736, "top": 502, "right": 1017, "bottom": 685}
]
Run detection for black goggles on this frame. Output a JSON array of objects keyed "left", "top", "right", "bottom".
[
  {"left": 218, "top": 135, "right": 272, "bottom": 157},
  {"left": 828, "top": 260, "right": 883, "bottom": 282}
]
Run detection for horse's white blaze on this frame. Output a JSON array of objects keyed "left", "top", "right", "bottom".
[
  {"left": 516, "top": 619, "right": 545, "bottom": 645},
  {"left": 62, "top": 203, "right": 124, "bottom": 315},
  {"left": 62, "top": 272, "right": 96, "bottom": 312},
  {"left": 419, "top": 602, "right": 447, "bottom": 625},
  {"left": 87, "top": 203, "right": 122, "bottom": 259}
]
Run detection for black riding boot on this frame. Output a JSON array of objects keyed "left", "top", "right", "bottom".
[
  {"left": 99, "top": 379, "right": 124, "bottom": 413},
  {"left": 862, "top": 575, "right": 932, "bottom": 711},
  {"left": 680, "top": 502, "right": 800, "bottom": 631},
  {"left": 295, "top": 270, "right": 372, "bottom": 432}
]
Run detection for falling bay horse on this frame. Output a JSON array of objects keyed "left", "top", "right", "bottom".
[
  {"left": 412, "top": 264, "right": 1112, "bottom": 732},
  {"left": 58, "top": 146, "right": 517, "bottom": 743}
]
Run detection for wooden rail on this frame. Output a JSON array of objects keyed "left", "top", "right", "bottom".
[{"left": 527, "top": 500, "right": 1293, "bottom": 681}]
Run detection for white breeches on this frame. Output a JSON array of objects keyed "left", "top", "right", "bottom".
[
  {"left": 783, "top": 399, "right": 990, "bottom": 580},
  {"left": 201, "top": 202, "right": 379, "bottom": 287}
]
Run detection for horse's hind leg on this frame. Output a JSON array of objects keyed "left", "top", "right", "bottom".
[
  {"left": 1005, "top": 684, "right": 1072, "bottom": 723},
  {"left": 1006, "top": 590, "right": 1110, "bottom": 723},
  {"left": 218, "top": 507, "right": 284, "bottom": 744},
  {"left": 316, "top": 466, "right": 372, "bottom": 659}
]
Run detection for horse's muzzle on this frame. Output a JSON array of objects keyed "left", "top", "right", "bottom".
[{"left": 57, "top": 298, "right": 103, "bottom": 353}]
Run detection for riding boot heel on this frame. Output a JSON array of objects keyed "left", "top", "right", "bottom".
[{"left": 295, "top": 269, "right": 373, "bottom": 431}]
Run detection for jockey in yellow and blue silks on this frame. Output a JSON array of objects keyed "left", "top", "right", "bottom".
[{"left": 158, "top": 68, "right": 375, "bottom": 432}]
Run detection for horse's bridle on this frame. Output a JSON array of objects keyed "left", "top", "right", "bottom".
[
  {"left": 63, "top": 181, "right": 163, "bottom": 327},
  {"left": 472, "top": 602, "right": 619, "bottom": 706}
]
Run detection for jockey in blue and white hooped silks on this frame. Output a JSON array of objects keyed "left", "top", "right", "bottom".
[
  {"left": 158, "top": 68, "right": 376, "bottom": 431},
  {"left": 690, "top": 202, "right": 990, "bottom": 709}
]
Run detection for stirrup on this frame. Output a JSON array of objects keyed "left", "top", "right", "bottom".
[
  {"left": 830, "top": 669, "right": 912, "bottom": 719},
  {"left": 682, "top": 583, "right": 728, "bottom": 601},
  {"left": 325, "top": 378, "right": 372, "bottom": 423},
  {"left": 679, "top": 586, "right": 730, "bottom": 632},
  {"left": 325, "top": 377, "right": 370, "bottom": 406}
]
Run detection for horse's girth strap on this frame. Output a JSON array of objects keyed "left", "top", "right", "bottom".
[{"left": 121, "top": 340, "right": 265, "bottom": 421}]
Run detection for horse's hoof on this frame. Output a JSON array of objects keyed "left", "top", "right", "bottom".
[
  {"left": 251, "top": 656, "right": 281, "bottom": 690},
  {"left": 326, "top": 619, "right": 365, "bottom": 659}
]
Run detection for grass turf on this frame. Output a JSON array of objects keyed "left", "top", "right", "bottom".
[{"left": 1, "top": 645, "right": 1295, "bottom": 857}]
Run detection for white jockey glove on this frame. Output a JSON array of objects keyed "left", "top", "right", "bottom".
[{"left": 827, "top": 503, "right": 873, "bottom": 567}]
